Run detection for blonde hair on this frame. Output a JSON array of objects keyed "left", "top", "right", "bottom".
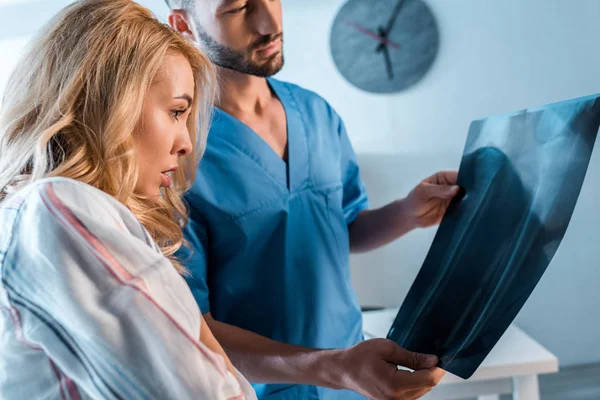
[{"left": 0, "top": 0, "right": 216, "bottom": 273}]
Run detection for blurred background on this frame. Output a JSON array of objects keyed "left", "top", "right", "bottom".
[{"left": 2, "top": 0, "right": 599, "bottom": 398}]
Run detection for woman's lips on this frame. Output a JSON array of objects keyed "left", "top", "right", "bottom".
[{"left": 160, "top": 172, "right": 172, "bottom": 188}]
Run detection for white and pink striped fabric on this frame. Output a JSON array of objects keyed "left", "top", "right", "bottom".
[{"left": 0, "top": 177, "right": 256, "bottom": 400}]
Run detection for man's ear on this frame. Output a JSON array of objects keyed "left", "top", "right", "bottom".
[{"left": 168, "top": 10, "right": 197, "bottom": 43}]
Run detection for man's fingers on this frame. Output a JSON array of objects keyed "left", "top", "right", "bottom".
[
  {"left": 422, "top": 182, "right": 460, "bottom": 200},
  {"left": 382, "top": 341, "right": 438, "bottom": 370},
  {"left": 379, "top": 366, "right": 444, "bottom": 396},
  {"left": 400, "top": 367, "right": 446, "bottom": 390},
  {"left": 425, "top": 170, "right": 458, "bottom": 185}
]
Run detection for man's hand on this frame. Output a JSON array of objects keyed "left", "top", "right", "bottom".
[
  {"left": 205, "top": 315, "right": 444, "bottom": 399},
  {"left": 333, "top": 339, "right": 446, "bottom": 400},
  {"left": 404, "top": 170, "right": 460, "bottom": 228},
  {"left": 349, "top": 170, "right": 460, "bottom": 252}
]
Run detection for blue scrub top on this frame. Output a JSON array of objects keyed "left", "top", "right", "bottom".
[{"left": 179, "top": 78, "right": 369, "bottom": 400}]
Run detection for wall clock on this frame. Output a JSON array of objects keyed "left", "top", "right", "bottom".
[{"left": 330, "top": 0, "right": 439, "bottom": 94}]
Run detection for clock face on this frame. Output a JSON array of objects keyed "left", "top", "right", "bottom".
[{"left": 330, "top": 0, "right": 439, "bottom": 94}]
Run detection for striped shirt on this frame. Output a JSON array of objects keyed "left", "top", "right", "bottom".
[{"left": 0, "top": 177, "right": 256, "bottom": 400}]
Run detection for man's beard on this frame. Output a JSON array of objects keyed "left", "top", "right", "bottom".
[{"left": 196, "top": 28, "right": 284, "bottom": 77}]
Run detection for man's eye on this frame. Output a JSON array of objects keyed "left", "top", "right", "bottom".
[{"left": 227, "top": 4, "right": 248, "bottom": 14}]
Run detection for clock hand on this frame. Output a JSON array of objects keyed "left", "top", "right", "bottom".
[
  {"left": 383, "top": 46, "right": 394, "bottom": 80},
  {"left": 385, "top": 0, "right": 406, "bottom": 35},
  {"left": 379, "top": 27, "right": 394, "bottom": 80},
  {"left": 376, "top": 0, "right": 406, "bottom": 53},
  {"left": 343, "top": 19, "right": 401, "bottom": 50}
]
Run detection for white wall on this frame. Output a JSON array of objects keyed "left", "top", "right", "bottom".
[
  {"left": 276, "top": 0, "right": 600, "bottom": 367},
  {"left": 0, "top": 0, "right": 169, "bottom": 96},
  {"left": 2, "top": 0, "right": 599, "bottom": 367},
  {"left": 0, "top": 38, "right": 28, "bottom": 96}
]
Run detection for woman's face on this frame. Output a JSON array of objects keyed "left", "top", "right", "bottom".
[{"left": 135, "top": 53, "right": 195, "bottom": 199}]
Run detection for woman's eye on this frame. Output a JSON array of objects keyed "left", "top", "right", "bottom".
[{"left": 171, "top": 109, "right": 186, "bottom": 121}]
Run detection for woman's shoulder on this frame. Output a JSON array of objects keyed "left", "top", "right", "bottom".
[
  {"left": 3, "top": 177, "right": 110, "bottom": 209},
  {"left": 15, "top": 176, "right": 117, "bottom": 206},
  {"left": 0, "top": 177, "right": 164, "bottom": 278},
  {"left": 1, "top": 177, "right": 144, "bottom": 243}
]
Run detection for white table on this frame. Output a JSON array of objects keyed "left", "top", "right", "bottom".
[{"left": 362, "top": 309, "right": 559, "bottom": 400}]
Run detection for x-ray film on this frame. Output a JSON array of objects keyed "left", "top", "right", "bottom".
[{"left": 387, "top": 94, "right": 600, "bottom": 379}]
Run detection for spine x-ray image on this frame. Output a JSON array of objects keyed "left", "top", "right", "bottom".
[{"left": 387, "top": 94, "right": 600, "bottom": 379}]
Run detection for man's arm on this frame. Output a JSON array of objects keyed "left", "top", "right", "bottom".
[
  {"left": 349, "top": 171, "right": 460, "bottom": 253},
  {"left": 204, "top": 313, "right": 339, "bottom": 386},
  {"left": 349, "top": 198, "right": 417, "bottom": 253},
  {"left": 205, "top": 313, "right": 445, "bottom": 399}
]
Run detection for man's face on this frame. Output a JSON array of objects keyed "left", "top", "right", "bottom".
[{"left": 191, "top": 0, "right": 284, "bottom": 77}]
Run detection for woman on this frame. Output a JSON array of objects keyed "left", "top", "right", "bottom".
[{"left": 0, "top": 0, "right": 256, "bottom": 399}]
